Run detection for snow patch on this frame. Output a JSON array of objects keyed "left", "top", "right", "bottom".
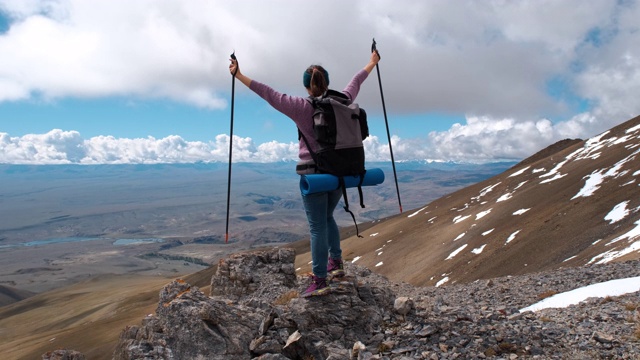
[
  {"left": 436, "top": 277, "right": 449, "bottom": 287},
  {"left": 513, "top": 208, "right": 530, "bottom": 215},
  {"left": 446, "top": 244, "right": 468, "bottom": 260},
  {"left": 475, "top": 209, "right": 492, "bottom": 220},
  {"left": 352, "top": 256, "right": 361, "bottom": 263},
  {"left": 520, "top": 276, "right": 640, "bottom": 312},
  {"left": 496, "top": 192, "right": 513, "bottom": 202},
  {"left": 408, "top": 206, "right": 427, "bottom": 218},
  {"left": 472, "top": 244, "right": 486, "bottom": 254},
  {"left": 605, "top": 201, "right": 630, "bottom": 224},
  {"left": 515, "top": 181, "right": 528, "bottom": 190},
  {"left": 453, "top": 233, "right": 466, "bottom": 241},
  {"left": 482, "top": 229, "right": 494, "bottom": 236},
  {"left": 375, "top": 262, "right": 383, "bottom": 267},
  {"left": 508, "top": 166, "right": 531, "bottom": 177},
  {"left": 472, "top": 182, "right": 501, "bottom": 202},
  {"left": 505, "top": 230, "right": 521, "bottom": 245},
  {"left": 453, "top": 215, "right": 471, "bottom": 224}
]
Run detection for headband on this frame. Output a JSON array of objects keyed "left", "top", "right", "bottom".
[{"left": 303, "top": 68, "right": 329, "bottom": 88}]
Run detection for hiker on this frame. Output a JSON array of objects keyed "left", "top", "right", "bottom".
[{"left": 228, "top": 50, "right": 380, "bottom": 297}]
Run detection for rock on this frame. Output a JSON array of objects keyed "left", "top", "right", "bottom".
[
  {"left": 42, "top": 349, "right": 85, "bottom": 360},
  {"left": 394, "top": 296, "right": 414, "bottom": 315},
  {"left": 210, "top": 248, "right": 297, "bottom": 304},
  {"left": 114, "top": 253, "right": 640, "bottom": 359}
]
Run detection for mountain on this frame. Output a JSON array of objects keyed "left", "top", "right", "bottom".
[
  {"left": 0, "top": 285, "right": 35, "bottom": 307},
  {"left": 2, "top": 115, "right": 640, "bottom": 359},
  {"left": 295, "top": 115, "right": 640, "bottom": 286}
]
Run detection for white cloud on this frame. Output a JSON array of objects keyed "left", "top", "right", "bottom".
[
  {"left": 0, "top": 129, "right": 300, "bottom": 164},
  {"left": 0, "top": 1, "right": 639, "bottom": 162}
]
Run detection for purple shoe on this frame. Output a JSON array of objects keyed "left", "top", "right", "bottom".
[
  {"left": 328, "top": 258, "right": 345, "bottom": 278},
  {"left": 301, "top": 275, "right": 331, "bottom": 298}
]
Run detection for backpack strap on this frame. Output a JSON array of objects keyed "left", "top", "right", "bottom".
[
  {"left": 339, "top": 177, "right": 363, "bottom": 238},
  {"left": 357, "top": 171, "right": 366, "bottom": 209},
  {"left": 297, "top": 126, "right": 319, "bottom": 166}
]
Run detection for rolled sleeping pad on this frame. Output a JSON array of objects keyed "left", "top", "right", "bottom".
[{"left": 300, "top": 168, "right": 385, "bottom": 195}]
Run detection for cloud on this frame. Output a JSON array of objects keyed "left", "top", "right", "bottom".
[
  {"left": 0, "top": 129, "right": 302, "bottom": 164},
  {"left": 1, "top": 1, "right": 639, "bottom": 162}
]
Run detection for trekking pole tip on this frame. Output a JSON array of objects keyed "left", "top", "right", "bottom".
[{"left": 225, "top": 233, "right": 229, "bottom": 244}]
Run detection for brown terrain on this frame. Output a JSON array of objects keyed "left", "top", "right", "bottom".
[{"left": 1, "top": 115, "right": 640, "bottom": 359}]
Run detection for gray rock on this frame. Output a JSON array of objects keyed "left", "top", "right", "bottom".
[{"left": 113, "top": 251, "right": 640, "bottom": 359}]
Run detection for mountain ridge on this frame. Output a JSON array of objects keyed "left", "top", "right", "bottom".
[
  {"left": 295, "top": 115, "right": 640, "bottom": 286},
  {"left": 2, "top": 115, "right": 640, "bottom": 359}
]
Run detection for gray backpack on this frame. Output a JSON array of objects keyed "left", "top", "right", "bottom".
[{"left": 298, "top": 89, "right": 369, "bottom": 237}]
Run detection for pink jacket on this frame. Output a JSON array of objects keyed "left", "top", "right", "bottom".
[{"left": 249, "top": 69, "right": 370, "bottom": 163}]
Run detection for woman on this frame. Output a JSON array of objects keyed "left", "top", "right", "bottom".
[{"left": 229, "top": 50, "right": 380, "bottom": 297}]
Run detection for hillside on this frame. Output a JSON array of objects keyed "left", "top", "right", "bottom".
[
  {"left": 1, "top": 115, "right": 640, "bottom": 359},
  {"left": 295, "top": 115, "right": 640, "bottom": 287}
]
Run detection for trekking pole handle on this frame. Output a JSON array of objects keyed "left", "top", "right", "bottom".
[
  {"left": 371, "top": 38, "right": 380, "bottom": 59},
  {"left": 230, "top": 51, "right": 238, "bottom": 77}
]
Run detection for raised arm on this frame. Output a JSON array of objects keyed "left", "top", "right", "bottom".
[{"left": 363, "top": 50, "right": 381, "bottom": 74}]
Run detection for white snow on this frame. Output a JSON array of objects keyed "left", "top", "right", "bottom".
[
  {"left": 453, "top": 215, "right": 471, "bottom": 224},
  {"left": 607, "top": 219, "right": 640, "bottom": 245},
  {"left": 436, "top": 277, "right": 449, "bottom": 287},
  {"left": 378, "top": 252, "right": 383, "bottom": 256},
  {"left": 533, "top": 168, "right": 546, "bottom": 173},
  {"left": 472, "top": 244, "right": 486, "bottom": 254},
  {"left": 496, "top": 192, "right": 513, "bottom": 202},
  {"left": 370, "top": 233, "right": 379, "bottom": 237},
  {"left": 626, "top": 124, "right": 640, "bottom": 133},
  {"left": 514, "top": 181, "right": 528, "bottom": 190},
  {"left": 482, "top": 229, "right": 494, "bottom": 236},
  {"left": 446, "top": 244, "right": 468, "bottom": 260},
  {"left": 563, "top": 255, "right": 577, "bottom": 262},
  {"left": 375, "top": 262, "right": 383, "bottom": 267},
  {"left": 475, "top": 209, "right": 492, "bottom": 220},
  {"left": 408, "top": 206, "right": 427, "bottom": 218},
  {"left": 428, "top": 217, "right": 437, "bottom": 223},
  {"left": 508, "top": 166, "right": 531, "bottom": 177},
  {"left": 352, "top": 256, "right": 361, "bottom": 263},
  {"left": 520, "top": 276, "right": 640, "bottom": 312},
  {"left": 605, "top": 201, "right": 630, "bottom": 224},
  {"left": 505, "top": 230, "right": 521, "bottom": 244},
  {"left": 513, "top": 208, "right": 530, "bottom": 215},
  {"left": 572, "top": 171, "right": 605, "bottom": 198},
  {"left": 472, "top": 182, "right": 501, "bottom": 202},
  {"left": 540, "top": 173, "right": 567, "bottom": 184},
  {"left": 454, "top": 233, "right": 466, "bottom": 241}
]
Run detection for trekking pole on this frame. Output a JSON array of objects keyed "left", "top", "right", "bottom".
[
  {"left": 225, "top": 51, "right": 238, "bottom": 243},
  {"left": 372, "top": 38, "right": 403, "bottom": 214}
]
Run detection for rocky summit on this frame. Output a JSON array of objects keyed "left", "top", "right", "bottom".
[{"left": 108, "top": 247, "right": 640, "bottom": 359}]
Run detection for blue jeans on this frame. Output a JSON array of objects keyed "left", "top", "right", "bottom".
[{"left": 301, "top": 186, "right": 342, "bottom": 278}]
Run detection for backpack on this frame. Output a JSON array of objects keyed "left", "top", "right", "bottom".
[{"left": 298, "top": 89, "right": 369, "bottom": 237}]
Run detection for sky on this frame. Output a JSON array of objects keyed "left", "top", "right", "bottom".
[{"left": 1, "top": 0, "right": 640, "bottom": 164}]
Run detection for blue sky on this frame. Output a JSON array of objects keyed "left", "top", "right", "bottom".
[{"left": 1, "top": 1, "right": 639, "bottom": 164}]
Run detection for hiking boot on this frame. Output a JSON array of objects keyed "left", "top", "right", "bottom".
[
  {"left": 327, "top": 258, "right": 345, "bottom": 278},
  {"left": 301, "top": 275, "right": 330, "bottom": 298}
]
